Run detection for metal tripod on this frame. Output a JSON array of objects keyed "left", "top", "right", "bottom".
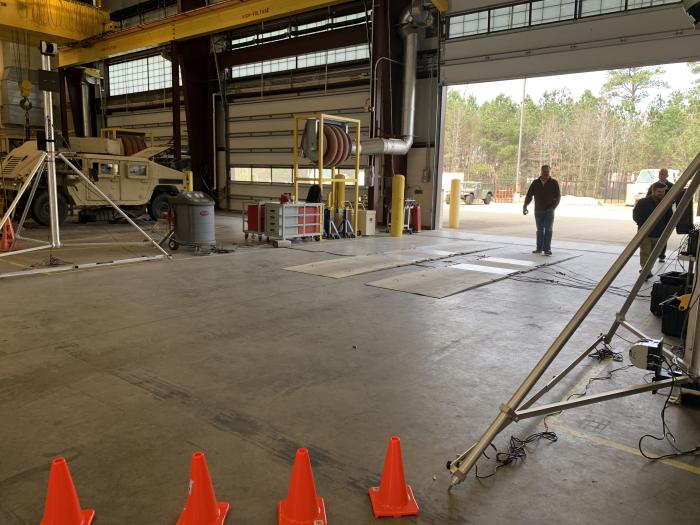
[
  {"left": 0, "top": 52, "right": 169, "bottom": 267},
  {"left": 448, "top": 151, "right": 700, "bottom": 487}
]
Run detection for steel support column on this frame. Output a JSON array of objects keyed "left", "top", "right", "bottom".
[
  {"left": 64, "top": 68, "right": 87, "bottom": 137},
  {"left": 177, "top": 0, "right": 216, "bottom": 194},
  {"left": 370, "top": 0, "right": 411, "bottom": 221},
  {"left": 171, "top": 41, "right": 182, "bottom": 160},
  {"left": 58, "top": 69, "right": 70, "bottom": 143}
]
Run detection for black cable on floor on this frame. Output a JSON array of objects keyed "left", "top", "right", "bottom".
[
  {"left": 638, "top": 357, "right": 700, "bottom": 461},
  {"left": 474, "top": 338, "right": 638, "bottom": 480},
  {"left": 588, "top": 342, "right": 623, "bottom": 362},
  {"left": 475, "top": 431, "right": 558, "bottom": 480}
]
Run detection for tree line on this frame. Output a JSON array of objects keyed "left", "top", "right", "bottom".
[{"left": 444, "top": 65, "right": 700, "bottom": 199}]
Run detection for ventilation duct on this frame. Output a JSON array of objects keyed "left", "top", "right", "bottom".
[{"left": 300, "top": 3, "right": 432, "bottom": 161}]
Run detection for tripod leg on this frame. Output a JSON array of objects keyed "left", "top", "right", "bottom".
[
  {"left": 448, "top": 152, "right": 700, "bottom": 487},
  {"left": 58, "top": 154, "right": 170, "bottom": 258},
  {"left": 11, "top": 165, "right": 44, "bottom": 250},
  {"left": 605, "top": 161, "right": 700, "bottom": 343},
  {"left": 0, "top": 153, "right": 47, "bottom": 233}
]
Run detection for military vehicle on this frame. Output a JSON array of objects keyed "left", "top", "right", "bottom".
[
  {"left": 0, "top": 134, "right": 188, "bottom": 225},
  {"left": 0, "top": 134, "right": 25, "bottom": 162},
  {"left": 445, "top": 180, "right": 495, "bottom": 205}
]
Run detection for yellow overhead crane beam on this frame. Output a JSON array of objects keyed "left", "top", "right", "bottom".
[
  {"left": 0, "top": 0, "right": 112, "bottom": 44},
  {"left": 58, "top": 0, "right": 349, "bottom": 67},
  {"left": 430, "top": 0, "right": 448, "bottom": 12}
]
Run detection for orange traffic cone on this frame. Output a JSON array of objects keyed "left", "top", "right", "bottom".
[
  {"left": 368, "top": 436, "right": 419, "bottom": 518},
  {"left": 1, "top": 220, "right": 15, "bottom": 252},
  {"left": 278, "top": 448, "right": 327, "bottom": 525},
  {"left": 39, "top": 457, "right": 95, "bottom": 525},
  {"left": 177, "top": 452, "right": 229, "bottom": 525}
]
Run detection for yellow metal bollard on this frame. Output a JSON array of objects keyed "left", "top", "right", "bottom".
[
  {"left": 448, "top": 178, "right": 461, "bottom": 228},
  {"left": 334, "top": 173, "right": 346, "bottom": 209},
  {"left": 390, "top": 174, "right": 405, "bottom": 237},
  {"left": 184, "top": 170, "right": 194, "bottom": 192}
]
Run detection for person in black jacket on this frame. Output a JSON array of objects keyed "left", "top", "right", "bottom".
[
  {"left": 645, "top": 168, "right": 674, "bottom": 262},
  {"left": 646, "top": 168, "right": 674, "bottom": 195},
  {"left": 523, "top": 165, "right": 561, "bottom": 256},
  {"left": 633, "top": 181, "right": 673, "bottom": 278}
]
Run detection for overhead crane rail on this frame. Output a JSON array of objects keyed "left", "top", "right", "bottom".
[
  {"left": 58, "top": 0, "right": 349, "bottom": 67},
  {"left": 0, "top": 0, "right": 112, "bottom": 43}
]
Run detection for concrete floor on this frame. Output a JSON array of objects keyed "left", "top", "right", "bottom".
[
  {"left": 441, "top": 202, "right": 678, "bottom": 246},
  {"left": 0, "top": 213, "right": 241, "bottom": 276},
  {"left": 1, "top": 223, "right": 699, "bottom": 524}
]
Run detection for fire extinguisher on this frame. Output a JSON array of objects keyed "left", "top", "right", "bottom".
[{"left": 411, "top": 203, "right": 422, "bottom": 233}]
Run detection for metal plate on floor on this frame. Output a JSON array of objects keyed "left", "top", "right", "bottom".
[
  {"left": 476, "top": 256, "right": 537, "bottom": 267},
  {"left": 283, "top": 242, "right": 496, "bottom": 278},
  {"left": 450, "top": 263, "right": 515, "bottom": 275},
  {"left": 483, "top": 251, "right": 573, "bottom": 265},
  {"left": 366, "top": 251, "right": 579, "bottom": 298},
  {"left": 284, "top": 253, "right": 428, "bottom": 278},
  {"left": 367, "top": 267, "right": 501, "bottom": 298}
]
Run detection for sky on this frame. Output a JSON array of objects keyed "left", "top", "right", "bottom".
[{"left": 452, "top": 62, "right": 698, "bottom": 111}]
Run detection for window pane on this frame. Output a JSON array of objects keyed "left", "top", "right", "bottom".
[
  {"left": 272, "top": 168, "right": 293, "bottom": 184},
  {"left": 230, "top": 44, "right": 368, "bottom": 79},
  {"left": 451, "top": 11, "right": 489, "bottom": 37},
  {"left": 511, "top": 4, "right": 530, "bottom": 28},
  {"left": 226, "top": 167, "right": 367, "bottom": 186},
  {"left": 334, "top": 12, "right": 367, "bottom": 24},
  {"left": 580, "top": 0, "right": 626, "bottom": 16},
  {"left": 127, "top": 164, "right": 147, "bottom": 177},
  {"left": 296, "top": 20, "right": 326, "bottom": 34},
  {"left": 252, "top": 167, "right": 271, "bottom": 183},
  {"left": 339, "top": 169, "right": 365, "bottom": 186},
  {"left": 296, "top": 168, "right": 315, "bottom": 184},
  {"left": 109, "top": 55, "right": 176, "bottom": 96},
  {"left": 232, "top": 167, "right": 252, "bottom": 182},
  {"left": 109, "top": 57, "right": 147, "bottom": 95},
  {"left": 628, "top": 0, "right": 676, "bottom": 7},
  {"left": 447, "top": 0, "right": 677, "bottom": 40},
  {"left": 531, "top": 0, "right": 576, "bottom": 25},
  {"left": 101, "top": 163, "right": 119, "bottom": 176},
  {"left": 147, "top": 56, "right": 171, "bottom": 91},
  {"left": 231, "top": 34, "right": 257, "bottom": 48},
  {"left": 491, "top": 4, "right": 529, "bottom": 32}
]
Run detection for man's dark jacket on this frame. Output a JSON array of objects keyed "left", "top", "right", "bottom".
[
  {"left": 633, "top": 196, "right": 672, "bottom": 238},
  {"left": 524, "top": 177, "right": 561, "bottom": 212}
]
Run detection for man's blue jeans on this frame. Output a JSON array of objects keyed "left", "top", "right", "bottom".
[{"left": 534, "top": 208, "right": 555, "bottom": 251}]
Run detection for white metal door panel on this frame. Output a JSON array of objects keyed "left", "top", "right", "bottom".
[
  {"left": 227, "top": 87, "right": 370, "bottom": 168},
  {"left": 442, "top": 5, "right": 700, "bottom": 84}
]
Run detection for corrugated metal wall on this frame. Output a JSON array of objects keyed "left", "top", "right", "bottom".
[
  {"left": 227, "top": 88, "right": 370, "bottom": 167},
  {"left": 226, "top": 86, "right": 371, "bottom": 211}
]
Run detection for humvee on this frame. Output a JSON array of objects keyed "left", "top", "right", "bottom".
[
  {"left": 0, "top": 136, "right": 188, "bottom": 225},
  {"left": 445, "top": 180, "right": 495, "bottom": 205}
]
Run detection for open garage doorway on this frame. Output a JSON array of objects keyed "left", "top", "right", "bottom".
[{"left": 439, "top": 63, "right": 700, "bottom": 248}]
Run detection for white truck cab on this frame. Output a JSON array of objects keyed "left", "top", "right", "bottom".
[{"left": 625, "top": 168, "right": 681, "bottom": 206}]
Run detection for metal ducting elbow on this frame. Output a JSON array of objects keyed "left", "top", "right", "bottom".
[{"left": 361, "top": 3, "right": 431, "bottom": 157}]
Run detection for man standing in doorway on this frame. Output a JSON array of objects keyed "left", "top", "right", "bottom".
[
  {"left": 657, "top": 168, "right": 673, "bottom": 193},
  {"left": 633, "top": 181, "right": 672, "bottom": 279},
  {"left": 654, "top": 168, "right": 673, "bottom": 262},
  {"left": 523, "top": 165, "right": 561, "bottom": 256}
]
